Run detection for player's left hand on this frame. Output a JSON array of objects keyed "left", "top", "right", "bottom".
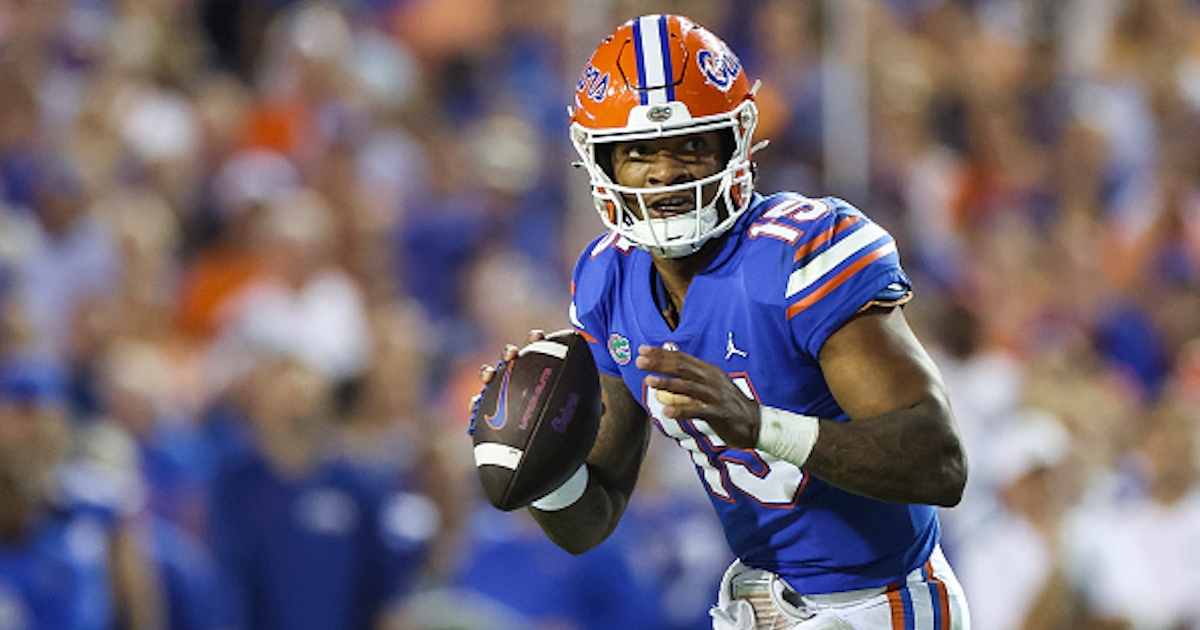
[
  {"left": 636, "top": 345, "right": 760, "bottom": 449},
  {"left": 467, "top": 329, "right": 547, "bottom": 417}
]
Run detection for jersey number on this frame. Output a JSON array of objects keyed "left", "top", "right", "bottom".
[
  {"left": 647, "top": 376, "right": 805, "bottom": 508},
  {"left": 747, "top": 197, "right": 830, "bottom": 244}
]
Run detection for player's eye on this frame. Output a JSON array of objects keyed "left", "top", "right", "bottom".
[
  {"left": 681, "top": 137, "right": 707, "bottom": 153},
  {"left": 623, "top": 144, "right": 649, "bottom": 160}
]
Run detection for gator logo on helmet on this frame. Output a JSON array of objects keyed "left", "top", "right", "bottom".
[
  {"left": 647, "top": 105, "right": 673, "bottom": 122},
  {"left": 697, "top": 48, "right": 742, "bottom": 92}
]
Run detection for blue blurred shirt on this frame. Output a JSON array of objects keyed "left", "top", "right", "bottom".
[
  {"left": 208, "top": 451, "right": 422, "bottom": 630},
  {"left": 454, "top": 507, "right": 665, "bottom": 630}
]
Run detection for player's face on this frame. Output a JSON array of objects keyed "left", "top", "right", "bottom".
[{"left": 611, "top": 131, "right": 724, "bottom": 219}]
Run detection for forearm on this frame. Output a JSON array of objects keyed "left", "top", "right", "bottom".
[
  {"left": 529, "top": 372, "right": 651, "bottom": 554},
  {"left": 800, "top": 393, "right": 966, "bottom": 506},
  {"left": 528, "top": 465, "right": 635, "bottom": 554}
]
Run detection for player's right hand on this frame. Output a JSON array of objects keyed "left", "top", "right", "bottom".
[{"left": 637, "top": 344, "right": 761, "bottom": 449}]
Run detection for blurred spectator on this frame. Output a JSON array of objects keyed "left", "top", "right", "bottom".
[
  {"left": 8, "top": 154, "right": 121, "bottom": 371},
  {"left": 0, "top": 460, "right": 88, "bottom": 630},
  {"left": 337, "top": 301, "right": 454, "bottom": 580},
  {"left": 0, "top": 358, "right": 167, "bottom": 630},
  {"left": 451, "top": 507, "right": 665, "bottom": 630},
  {"left": 0, "top": 359, "right": 86, "bottom": 630},
  {"left": 926, "top": 301, "right": 1026, "bottom": 555},
  {"left": 337, "top": 301, "right": 435, "bottom": 486},
  {"left": 749, "top": 0, "right": 824, "bottom": 196},
  {"left": 208, "top": 356, "right": 421, "bottom": 630},
  {"left": 175, "top": 148, "right": 297, "bottom": 344},
  {"left": 205, "top": 186, "right": 373, "bottom": 398},
  {"left": 955, "top": 411, "right": 1076, "bottom": 630},
  {"left": 1064, "top": 395, "right": 1200, "bottom": 629},
  {"left": 93, "top": 339, "right": 210, "bottom": 534}
]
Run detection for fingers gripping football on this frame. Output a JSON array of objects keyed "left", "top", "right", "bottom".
[
  {"left": 470, "top": 331, "right": 549, "bottom": 424},
  {"left": 636, "top": 345, "right": 760, "bottom": 449},
  {"left": 468, "top": 331, "right": 547, "bottom": 415}
]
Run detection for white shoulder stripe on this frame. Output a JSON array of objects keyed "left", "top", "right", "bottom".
[
  {"left": 591, "top": 232, "right": 618, "bottom": 257},
  {"left": 569, "top": 301, "right": 584, "bottom": 330},
  {"left": 519, "top": 339, "right": 569, "bottom": 359},
  {"left": 785, "top": 223, "right": 890, "bottom": 298},
  {"left": 474, "top": 443, "right": 523, "bottom": 470}
]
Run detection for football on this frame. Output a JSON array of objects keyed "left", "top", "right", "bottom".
[{"left": 470, "top": 330, "right": 602, "bottom": 511}]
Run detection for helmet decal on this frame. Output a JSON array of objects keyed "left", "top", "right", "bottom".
[
  {"left": 647, "top": 105, "right": 673, "bottom": 122},
  {"left": 578, "top": 64, "right": 611, "bottom": 103},
  {"left": 697, "top": 47, "right": 742, "bottom": 92}
]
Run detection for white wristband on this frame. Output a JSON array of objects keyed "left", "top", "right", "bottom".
[
  {"left": 757, "top": 406, "right": 820, "bottom": 468},
  {"left": 531, "top": 463, "right": 589, "bottom": 512}
]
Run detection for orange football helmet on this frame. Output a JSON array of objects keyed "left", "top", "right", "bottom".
[{"left": 570, "top": 14, "right": 759, "bottom": 258}]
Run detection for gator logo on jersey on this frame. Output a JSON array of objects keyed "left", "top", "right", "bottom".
[
  {"left": 609, "top": 334, "right": 632, "bottom": 365},
  {"left": 697, "top": 48, "right": 742, "bottom": 92}
]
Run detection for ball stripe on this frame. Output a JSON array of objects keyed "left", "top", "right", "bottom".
[
  {"left": 519, "top": 339, "right": 570, "bottom": 359},
  {"left": 473, "top": 443, "right": 524, "bottom": 470}
]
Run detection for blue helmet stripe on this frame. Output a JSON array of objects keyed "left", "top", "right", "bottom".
[
  {"left": 632, "top": 17, "right": 649, "bottom": 105},
  {"left": 657, "top": 15, "right": 675, "bottom": 102},
  {"left": 633, "top": 15, "right": 670, "bottom": 105}
]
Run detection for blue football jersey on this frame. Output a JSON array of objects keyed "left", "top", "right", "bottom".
[{"left": 570, "top": 192, "right": 940, "bottom": 595}]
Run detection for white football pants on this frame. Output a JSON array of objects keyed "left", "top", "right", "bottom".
[{"left": 710, "top": 547, "right": 970, "bottom": 630}]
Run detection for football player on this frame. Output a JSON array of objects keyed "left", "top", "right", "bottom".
[{"left": 477, "top": 14, "right": 970, "bottom": 629}]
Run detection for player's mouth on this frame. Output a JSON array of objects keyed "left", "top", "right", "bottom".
[{"left": 646, "top": 195, "right": 694, "bottom": 218}]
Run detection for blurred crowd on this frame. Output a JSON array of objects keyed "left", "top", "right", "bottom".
[{"left": 0, "top": 0, "right": 1199, "bottom": 629}]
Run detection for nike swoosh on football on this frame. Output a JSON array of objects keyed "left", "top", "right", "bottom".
[{"left": 484, "top": 369, "right": 511, "bottom": 430}]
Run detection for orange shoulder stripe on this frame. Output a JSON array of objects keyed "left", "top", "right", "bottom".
[
  {"left": 786, "top": 244, "right": 893, "bottom": 319},
  {"left": 793, "top": 215, "right": 859, "bottom": 263}
]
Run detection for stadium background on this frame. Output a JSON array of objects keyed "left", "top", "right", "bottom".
[{"left": 1, "top": 0, "right": 1199, "bottom": 628}]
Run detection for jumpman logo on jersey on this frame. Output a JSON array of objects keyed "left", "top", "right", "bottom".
[{"left": 725, "top": 331, "right": 748, "bottom": 360}]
